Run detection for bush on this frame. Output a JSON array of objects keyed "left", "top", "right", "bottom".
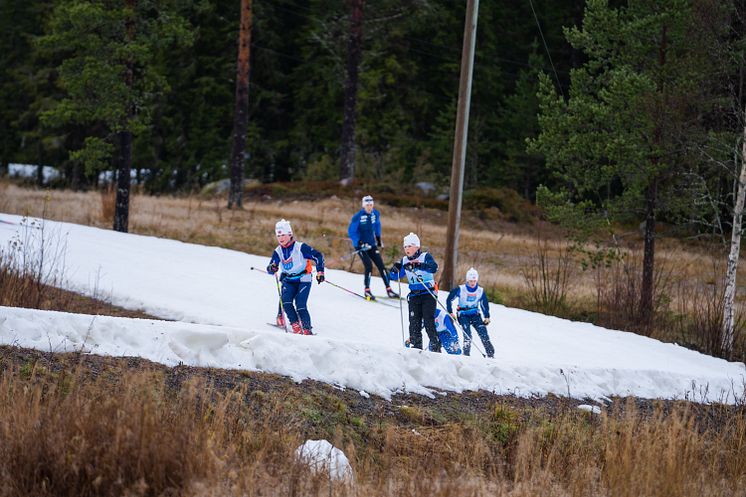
[{"left": 463, "top": 187, "right": 539, "bottom": 223}]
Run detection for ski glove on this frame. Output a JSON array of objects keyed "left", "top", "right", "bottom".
[
  {"left": 483, "top": 318, "right": 491, "bottom": 325},
  {"left": 376, "top": 235, "right": 383, "bottom": 248},
  {"left": 403, "top": 261, "right": 421, "bottom": 272},
  {"left": 358, "top": 242, "right": 372, "bottom": 251},
  {"left": 279, "top": 272, "right": 288, "bottom": 282},
  {"left": 267, "top": 262, "right": 279, "bottom": 274},
  {"left": 316, "top": 271, "right": 325, "bottom": 284},
  {"left": 389, "top": 262, "right": 401, "bottom": 274}
]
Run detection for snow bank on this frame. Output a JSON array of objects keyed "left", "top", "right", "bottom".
[{"left": 0, "top": 213, "right": 744, "bottom": 403}]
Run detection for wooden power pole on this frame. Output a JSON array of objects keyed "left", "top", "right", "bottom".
[
  {"left": 228, "top": 0, "right": 253, "bottom": 209},
  {"left": 441, "top": 0, "right": 479, "bottom": 290}
]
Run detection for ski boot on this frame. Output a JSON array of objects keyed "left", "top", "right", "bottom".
[
  {"left": 386, "top": 287, "right": 399, "bottom": 299},
  {"left": 364, "top": 287, "right": 376, "bottom": 300},
  {"left": 302, "top": 327, "right": 314, "bottom": 336},
  {"left": 290, "top": 322, "right": 303, "bottom": 334},
  {"left": 276, "top": 314, "right": 285, "bottom": 327}
]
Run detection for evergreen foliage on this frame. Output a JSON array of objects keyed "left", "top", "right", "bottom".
[{"left": 1, "top": 0, "right": 582, "bottom": 193}]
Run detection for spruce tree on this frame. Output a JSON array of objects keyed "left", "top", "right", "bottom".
[{"left": 39, "top": 0, "right": 192, "bottom": 231}]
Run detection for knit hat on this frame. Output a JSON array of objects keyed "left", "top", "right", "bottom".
[
  {"left": 361, "top": 195, "right": 374, "bottom": 207},
  {"left": 466, "top": 267, "right": 479, "bottom": 281},
  {"left": 403, "top": 232, "right": 420, "bottom": 248},
  {"left": 275, "top": 219, "right": 293, "bottom": 236}
]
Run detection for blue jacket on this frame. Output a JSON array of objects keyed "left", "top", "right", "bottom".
[
  {"left": 389, "top": 250, "right": 438, "bottom": 294},
  {"left": 348, "top": 208, "right": 381, "bottom": 248},
  {"left": 446, "top": 283, "right": 490, "bottom": 318},
  {"left": 432, "top": 309, "right": 462, "bottom": 355}
]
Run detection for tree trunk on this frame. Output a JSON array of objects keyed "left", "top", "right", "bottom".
[
  {"left": 639, "top": 24, "right": 667, "bottom": 327},
  {"left": 114, "top": 0, "right": 135, "bottom": 233},
  {"left": 640, "top": 177, "right": 657, "bottom": 326},
  {"left": 114, "top": 130, "right": 132, "bottom": 232},
  {"left": 228, "top": 0, "right": 252, "bottom": 209},
  {"left": 722, "top": 116, "right": 746, "bottom": 358},
  {"left": 36, "top": 142, "right": 43, "bottom": 187},
  {"left": 339, "top": 0, "right": 364, "bottom": 183}
]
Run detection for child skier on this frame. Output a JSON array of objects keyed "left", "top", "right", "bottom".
[
  {"left": 267, "top": 219, "right": 325, "bottom": 335},
  {"left": 431, "top": 308, "right": 462, "bottom": 354},
  {"left": 389, "top": 233, "right": 441, "bottom": 351},
  {"left": 347, "top": 195, "right": 398, "bottom": 300},
  {"left": 446, "top": 268, "right": 495, "bottom": 358}
]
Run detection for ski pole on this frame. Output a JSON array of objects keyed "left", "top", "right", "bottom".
[
  {"left": 273, "top": 273, "right": 290, "bottom": 333},
  {"left": 340, "top": 245, "right": 370, "bottom": 261},
  {"left": 249, "top": 266, "right": 289, "bottom": 333},
  {"left": 414, "top": 274, "right": 487, "bottom": 358},
  {"left": 398, "top": 277, "right": 406, "bottom": 347},
  {"left": 323, "top": 278, "right": 399, "bottom": 308}
]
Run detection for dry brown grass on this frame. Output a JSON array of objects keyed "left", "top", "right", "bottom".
[{"left": 0, "top": 357, "right": 743, "bottom": 497}]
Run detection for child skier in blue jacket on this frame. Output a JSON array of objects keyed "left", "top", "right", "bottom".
[
  {"left": 347, "top": 195, "right": 398, "bottom": 300},
  {"left": 389, "top": 233, "right": 441, "bottom": 352},
  {"left": 267, "top": 219, "right": 325, "bottom": 335},
  {"left": 446, "top": 268, "right": 495, "bottom": 358},
  {"left": 431, "top": 308, "right": 462, "bottom": 354}
]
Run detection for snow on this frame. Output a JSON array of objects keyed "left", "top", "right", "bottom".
[
  {"left": 8, "top": 163, "right": 60, "bottom": 183},
  {"left": 577, "top": 404, "right": 602, "bottom": 414},
  {"left": 295, "top": 440, "right": 353, "bottom": 481},
  {"left": 0, "top": 213, "right": 744, "bottom": 403}
]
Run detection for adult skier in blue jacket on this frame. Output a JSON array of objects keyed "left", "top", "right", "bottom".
[
  {"left": 446, "top": 268, "right": 495, "bottom": 357},
  {"left": 267, "top": 219, "right": 325, "bottom": 335},
  {"left": 348, "top": 195, "right": 398, "bottom": 300},
  {"left": 389, "top": 233, "right": 441, "bottom": 351}
]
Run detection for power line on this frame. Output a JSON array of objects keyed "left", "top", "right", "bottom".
[
  {"left": 528, "top": 0, "right": 566, "bottom": 98},
  {"left": 259, "top": 0, "right": 570, "bottom": 77}
]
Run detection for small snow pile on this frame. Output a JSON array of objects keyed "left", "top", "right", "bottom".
[
  {"left": 295, "top": 439, "right": 353, "bottom": 481},
  {"left": 577, "top": 404, "right": 602, "bottom": 414}
]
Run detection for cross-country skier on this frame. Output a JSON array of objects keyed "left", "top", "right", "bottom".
[
  {"left": 431, "top": 308, "right": 462, "bottom": 354},
  {"left": 267, "top": 219, "right": 325, "bottom": 335},
  {"left": 347, "top": 195, "right": 399, "bottom": 300},
  {"left": 446, "top": 268, "right": 495, "bottom": 358},
  {"left": 389, "top": 233, "right": 441, "bottom": 351}
]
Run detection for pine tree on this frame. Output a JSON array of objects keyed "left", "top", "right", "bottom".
[
  {"left": 531, "top": 0, "right": 727, "bottom": 326},
  {"left": 39, "top": 0, "right": 192, "bottom": 231}
]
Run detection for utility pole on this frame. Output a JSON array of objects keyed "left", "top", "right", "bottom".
[
  {"left": 228, "top": 0, "right": 253, "bottom": 209},
  {"left": 441, "top": 0, "right": 479, "bottom": 290}
]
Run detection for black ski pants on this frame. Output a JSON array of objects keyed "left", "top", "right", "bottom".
[
  {"left": 459, "top": 313, "right": 495, "bottom": 358},
  {"left": 408, "top": 292, "right": 440, "bottom": 351},
  {"left": 359, "top": 246, "right": 389, "bottom": 289}
]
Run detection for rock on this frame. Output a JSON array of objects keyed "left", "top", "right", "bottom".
[{"left": 415, "top": 182, "right": 436, "bottom": 195}]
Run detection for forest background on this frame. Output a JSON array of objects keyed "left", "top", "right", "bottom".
[{"left": 2, "top": 0, "right": 746, "bottom": 362}]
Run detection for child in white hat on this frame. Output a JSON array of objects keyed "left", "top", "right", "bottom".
[
  {"left": 446, "top": 267, "right": 494, "bottom": 357},
  {"left": 267, "top": 219, "right": 325, "bottom": 335},
  {"left": 389, "top": 233, "right": 441, "bottom": 351}
]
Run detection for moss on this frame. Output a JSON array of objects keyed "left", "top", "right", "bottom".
[
  {"left": 487, "top": 404, "right": 521, "bottom": 445},
  {"left": 398, "top": 405, "right": 426, "bottom": 424}
]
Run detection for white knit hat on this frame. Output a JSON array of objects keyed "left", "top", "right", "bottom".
[
  {"left": 466, "top": 267, "right": 479, "bottom": 281},
  {"left": 403, "top": 232, "right": 420, "bottom": 248},
  {"left": 275, "top": 219, "right": 293, "bottom": 236},
  {"left": 361, "top": 195, "right": 374, "bottom": 207}
]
